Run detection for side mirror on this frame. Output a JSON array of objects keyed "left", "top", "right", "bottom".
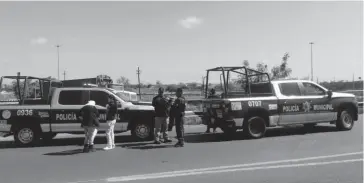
[{"left": 327, "top": 90, "right": 333, "bottom": 98}]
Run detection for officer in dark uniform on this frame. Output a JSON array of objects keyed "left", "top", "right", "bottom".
[
  {"left": 170, "top": 88, "right": 186, "bottom": 147},
  {"left": 205, "top": 88, "right": 218, "bottom": 133}
]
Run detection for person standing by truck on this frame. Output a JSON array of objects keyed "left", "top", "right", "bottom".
[
  {"left": 79, "top": 100, "right": 100, "bottom": 153},
  {"left": 103, "top": 95, "right": 117, "bottom": 150},
  {"left": 205, "top": 88, "right": 218, "bottom": 133},
  {"left": 152, "top": 87, "right": 173, "bottom": 144},
  {"left": 171, "top": 88, "right": 186, "bottom": 147}
]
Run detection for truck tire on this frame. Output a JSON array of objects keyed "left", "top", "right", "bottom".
[
  {"left": 336, "top": 109, "right": 354, "bottom": 131},
  {"left": 14, "top": 125, "right": 41, "bottom": 147},
  {"left": 243, "top": 116, "right": 266, "bottom": 139},
  {"left": 131, "top": 122, "right": 154, "bottom": 141}
]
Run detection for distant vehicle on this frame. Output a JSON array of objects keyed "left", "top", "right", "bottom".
[
  {"left": 61, "top": 75, "right": 140, "bottom": 103},
  {"left": 201, "top": 66, "right": 359, "bottom": 139},
  {"left": 0, "top": 75, "right": 155, "bottom": 146}
]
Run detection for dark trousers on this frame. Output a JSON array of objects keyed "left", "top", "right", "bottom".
[{"left": 175, "top": 117, "right": 185, "bottom": 141}]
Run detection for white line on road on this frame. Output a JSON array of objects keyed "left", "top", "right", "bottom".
[
  {"left": 107, "top": 158, "right": 363, "bottom": 182},
  {"left": 107, "top": 151, "right": 363, "bottom": 179},
  {"left": 66, "top": 151, "right": 363, "bottom": 183}
]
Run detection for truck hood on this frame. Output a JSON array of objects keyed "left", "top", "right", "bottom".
[
  {"left": 124, "top": 103, "right": 154, "bottom": 111},
  {"left": 332, "top": 92, "right": 356, "bottom": 98}
]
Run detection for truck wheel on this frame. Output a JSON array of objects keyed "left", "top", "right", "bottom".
[
  {"left": 131, "top": 123, "right": 153, "bottom": 141},
  {"left": 243, "top": 116, "right": 266, "bottom": 139},
  {"left": 14, "top": 125, "right": 41, "bottom": 146},
  {"left": 336, "top": 109, "right": 354, "bottom": 131}
]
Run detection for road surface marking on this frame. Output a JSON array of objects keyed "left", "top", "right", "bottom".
[
  {"left": 65, "top": 151, "right": 363, "bottom": 183},
  {"left": 107, "top": 151, "right": 363, "bottom": 179},
  {"left": 107, "top": 159, "right": 363, "bottom": 182}
]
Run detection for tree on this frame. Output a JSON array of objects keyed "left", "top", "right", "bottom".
[
  {"left": 156, "top": 80, "right": 162, "bottom": 86},
  {"left": 255, "top": 62, "right": 268, "bottom": 82},
  {"left": 271, "top": 52, "right": 292, "bottom": 80},
  {"left": 166, "top": 84, "right": 178, "bottom": 92},
  {"left": 116, "top": 76, "right": 130, "bottom": 87}
]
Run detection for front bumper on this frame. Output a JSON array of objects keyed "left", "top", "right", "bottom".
[{"left": 0, "top": 124, "right": 11, "bottom": 135}]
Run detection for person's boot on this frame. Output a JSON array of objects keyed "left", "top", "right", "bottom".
[
  {"left": 164, "top": 139, "right": 172, "bottom": 143},
  {"left": 83, "top": 144, "right": 89, "bottom": 153},
  {"left": 88, "top": 144, "right": 96, "bottom": 152},
  {"left": 174, "top": 140, "right": 184, "bottom": 147}
]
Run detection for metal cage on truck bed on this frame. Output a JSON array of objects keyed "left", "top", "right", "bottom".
[
  {"left": 0, "top": 75, "right": 63, "bottom": 105},
  {"left": 203, "top": 66, "right": 274, "bottom": 99}
]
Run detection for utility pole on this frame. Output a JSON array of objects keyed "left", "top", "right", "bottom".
[
  {"left": 136, "top": 67, "right": 141, "bottom": 100},
  {"left": 309, "top": 42, "right": 314, "bottom": 81},
  {"left": 201, "top": 76, "right": 206, "bottom": 96},
  {"left": 63, "top": 70, "right": 66, "bottom": 81},
  {"left": 353, "top": 73, "right": 355, "bottom": 90},
  {"left": 55, "top": 44, "right": 62, "bottom": 80}
]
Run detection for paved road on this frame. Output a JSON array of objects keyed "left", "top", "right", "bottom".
[{"left": 0, "top": 116, "right": 362, "bottom": 183}]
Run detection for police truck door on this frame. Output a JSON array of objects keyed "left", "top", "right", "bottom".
[
  {"left": 276, "top": 82, "right": 307, "bottom": 125},
  {"left": 52, "top": 90, "right": 89, "bottom": 132},
  {"left": 299, "top": 82, "right": 336, "bottom": 122}
]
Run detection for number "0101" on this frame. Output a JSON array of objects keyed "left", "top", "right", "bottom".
[{"left": 17, "top": 110, "right": 33, "bottom": 116}]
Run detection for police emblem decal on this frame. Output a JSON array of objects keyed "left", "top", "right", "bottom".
[
  {"left": 2, "top": 110, "right": 11, "bottom": 119},
  {"left": 302, "top": 101, "right": 311, "bottom": 112}
]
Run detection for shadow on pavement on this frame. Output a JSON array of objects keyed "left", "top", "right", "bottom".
[
  {"left": 0, "top": 124, "right": 341, "bottom": 149},
  {"left": 43, "top": 148, "right": 104, "bottom": 156},
  {"left": 125, "top": 144, "right": 175, "bottom": 150},
  {"left": 0, "top": 134, "right": 142, "bottom": 149},
  {"left": 184, "top": 125, "right": 341, "bottom": 143}
]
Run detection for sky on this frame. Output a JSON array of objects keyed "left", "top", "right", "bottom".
[{"left": 0, "top": 1, "right": 362, "bottom": 84}]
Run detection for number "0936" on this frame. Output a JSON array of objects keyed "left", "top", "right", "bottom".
[{"left": 17, "top": 110, "right": 33, "bottom": 116}]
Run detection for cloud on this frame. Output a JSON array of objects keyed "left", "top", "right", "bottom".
[
  {"left": 179, "top": 16, "right": 203, "bottom": 29},
  {"left": 30, "top": 37, "right": 48, "bottom": 45}
]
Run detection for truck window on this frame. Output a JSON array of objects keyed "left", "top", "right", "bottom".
[
  {"left": 90, "top": 91, "right": 109, "bottom": 107},
  {"left": 279, "top": 83, "right": 301, "bottom": 96},
  {"left": 59, "top": 90, "right": 88, "bottom": 105},
  {"left": 302, "top": 82, "right": 325, "bottom": 96}
]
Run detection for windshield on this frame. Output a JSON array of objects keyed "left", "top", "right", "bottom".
[{"left": 115, "top": 92, "right": 131, "bottom": 102}]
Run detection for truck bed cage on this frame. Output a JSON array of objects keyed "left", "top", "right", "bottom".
[
  {"left": 2, "top": 76, "right": 62, "bottom": 82},
  {"left": 206, "top": 66, "right": 267, "bottom": 75},
  {"left": 204, "top": 66, "right": 273, "bottom": 99}
]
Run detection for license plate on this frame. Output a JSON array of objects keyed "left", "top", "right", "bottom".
[
  {"left": 0, "top": 120, "right": 7, "bottom": 128},
  {"left": 216, "top": 110, "right": 223, "bottom": 118}
]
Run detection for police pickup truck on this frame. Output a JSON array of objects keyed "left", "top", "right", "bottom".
[
  {"left": 0, "top": 76, "right": 155, "bottom": 146},
  {"left": 202, "top": 67, "right": 359, "bottom": 139}
]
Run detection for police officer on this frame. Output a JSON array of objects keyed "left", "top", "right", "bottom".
[
  {"left": 171, "top": 88, "right": 186, "bottom": 147},
  {"left": 205, "top": 88, "right": 218, "bottom": 133},
  {"left": 152, "top": 87, "right": 173, "bottom": 144}
]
